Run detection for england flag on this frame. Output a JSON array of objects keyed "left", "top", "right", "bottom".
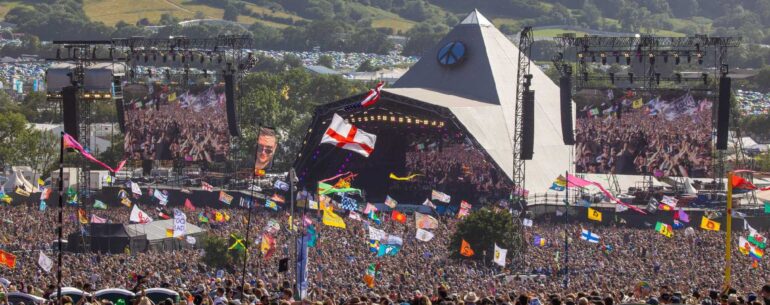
[{"left": 321, "top": 114, "right": 377, "bottom": 157}]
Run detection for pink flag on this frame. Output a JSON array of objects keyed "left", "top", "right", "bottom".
[
  {"left": 63, "top": 133, "right": 126, "bottom": 173},
  {"left": 302, "top": 215, "right": 313, "bottom": 226},
  {"left": 566, "top": 174, "right": 646, "bottom": 214},
  {"left": 184, "top": 199, "right": 196, "bottom": 211},
  {"left": 677, "top": 209, "right": 690, "bottom": 223},
  {"left": 90, "top": 214, "right": 107, "bottom": 224}
]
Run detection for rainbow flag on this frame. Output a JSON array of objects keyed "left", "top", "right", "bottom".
[
  {"left": 533, "top": 235, "right": 546, "bottom": 247},
  {"left": 750, "top": 246, "right": 764, "bottom": 260}
]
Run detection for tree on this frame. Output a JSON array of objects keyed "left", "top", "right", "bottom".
[
  {"left": 201, "top": 234, "right": 247, "bottom": 269},
  {"left": 449, "top": 208, "right": 525, "bottom": 264},
  {"left": 317, "top": 54, "right": 335, "bottom": 69},
  {"left": 403, "top": 21, "right": 449, "bottom": 56},
  {"left": 223, "top": 3, "right": 239, "bottom": 22},
  {"left": 356, "top": 59, "right": 377, "bottom": 72},
  {"left": 0, "top": 111, "right": 55, "bottom": 174},
  {"left": 579, "top": 0, "right": 603, "bottom": 29}
]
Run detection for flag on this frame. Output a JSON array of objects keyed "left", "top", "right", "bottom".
[
  {"left": 270, "top": 193, "right": 286, "bottom": 204},
  {"left": 364, "top": 203, "right": 378, "bottom": 214},
  {"left": 765, "top": 201, "right": 770, "bottom": 213},
  {"left": 534, "top": 235, "right": 546, "bottom": 246},
  {"left": 308, "top": 200, "right": 319, "bottom": 210},
  {"left": 130, "top": 205, "right": 152, "bottom": 223},
  {"left": 647, "top": 198, "right": 658, "bottom": 212},
  {"left": 38, "top": 251, "right": 52, "bottom": 272},
  {"left": 660, "top": 195, "right": 678, "bottom": 207},
  {"left": 415, "top": 228, "right": 435, "bottom": 242},
  {"left": 165, "top": 228, "right": 173, "bottom": 237},
  {"left": 229, "top": 234, "right": 246, "bottom": 251},
  {"left": 391, "top": 210, "right": 407, "bottom": 223},
  {"left": 749, "top": 234, "right": 767, "bottom": 249},
  {"left": 265, "top": 219, "right": 281, "bottom": 233},
  {"left": 493, "top": 244, "right": 507, "bottom": 267},
  {"left": 322, "top": 209, "right": 346, "bottom": 229},
  {"left": 265, "top": 199, "right": 278, "bottom": 211},
  {"left": 78, "top": 208, "right": 89, "bottom": 224},
  {"left": 460, "top": 239, "right": 475, "bottom": 257},
  {"left": 121, "top": 198, "right": 132, "bottom": 207},
  {"left": 700, "top": 216, "right": 721, "bottom": 231},
  {"left": 549, "top": 175, "right": 567, "bottom": 191},
  {"left": 580, "top": 229, "right": 601, "bottom": 243},
  {"left": 260, "top": 234, "right": 275, "bottom": 259},
  {"left": 587, "top": 208, "right": 602, "bottom": 222},
  {"left": 348, "top": 211, "right": 362, "bottom": 221},
  {"left": 655, "top": 222, "right": 673, "bottom": 238},
  {"left": 732, "top": 175, "right": 757, "bottom": 190},
  {"left": 90, "top": 214, "right": 107, "bottom": 224},
  {"left": 384, "top": 196, "right": 398, "bottom": 209},
  {"left": 740, "top": 236, "right": 752, "bottom": 255},
  {"left": 131, "top": 182, "right": 142, "bottom": 196},
  {"left": 93, "top": 200, "right": 107, "bottom": 210},
  {"left": 198, "top": 212, "right": 209, "bottom": 223},
  {"left": 431, "top": 190, "right": 451, "bottom": 203},
  {"left": 658, "top": 203, "right": 673, "bottom": 211},
  {"left": 676, "top": 209, "right": 690, "bottom": 223},
  {"left": 184, "top": 199, "right": 196, "bottom": 211},
  {"left": 39, "top": 200, "right": 47, "bottom": 211},
  {"left": 0, "top": 249, "right": 16, "bottom": 269},
  {"left": 340, "top": 195, "right": 358, "bottom": 211},
  {"left": 62, "top": 133, "right": 127, "bottom": 173},
  {"left": 359, "top": 81, "right": 383, "bottom": 107},
  {"left": 389, "top": 173, "right": 422, "bottom": 181},
  {"left": 239, "top": 197, "right": 253, "bottom": 208},
  {"left": 320, "top": 113, "right": 377, "bottom": 157},
  {"left": 750, "top": 245, "right": 764, "bottom": 260},
  {"left": 363, "top": 263, "right": 377, "bottom": 288},
  {"left": 377, "top": 244, "right": 401, "bottom": 257},
  {"left": 422, "top": 199, "right": 436, "bottom": 209},
  {"left": 368, "top": 240, "right": 380, "bottom": 252},
  {"left": 215, "top": 211, "right": 224, "bottom": 222},
  {"left": 522, "top": 218, "right": 533, "bottom": 227},
  {"left": 153, "top": 189, "right": 168, "bottom": 203},
  {"left": 296, "top": 233, "right": 310, "bottom": 298},
  {"left": 173, "top": 209, "right": 187, "bottom": 237},
  {"left": 201, "top": 181, "right": 214, "bottom": 192},
  {"left": 219, "top": 191, "right": 233, "bottom": 205},
  {"left": 632, "top": 98, "right": 644, "bottom": 109},
  {"left": 302, "top": 215, "right": 313, "bottom": 226},
  {"left": 40, "top": 188, "right": 52, "bottom": 200},
  {"left": 458, "top": 200, "right": 472, "bottom": 218},
  {"left": 368, "top": 211, "right": 381, "bottom": 224},
  {"left": 307, "top": 225, "right": 317, "bottom": 247},
  {"left": 415, "top": 212, "right": 438, "bottom": 229},
  {"left": 672, "top": 220, "right": 684, "bottom": 229}
]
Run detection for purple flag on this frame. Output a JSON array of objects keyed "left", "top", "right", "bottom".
[{"left": 677, "top": 209, "right": 690, "bottom": 223}]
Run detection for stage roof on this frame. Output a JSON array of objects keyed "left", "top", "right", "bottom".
[
  {"left": 125, "top": 219, "right": 204, "bottom": 241},
  {"left": 388, "top": 10, "right": 573, "bottom": 194}
]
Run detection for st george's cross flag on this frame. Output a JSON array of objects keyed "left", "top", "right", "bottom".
[
  {"left": 360, "top": 82, "right": 384, "bottom": 107},
  {"left": 321, "top": 114, "right": 377, "bottom": 157}
]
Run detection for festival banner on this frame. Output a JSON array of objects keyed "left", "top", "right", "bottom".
[
  {"left": 219, "top": 191, "right": 233, "bottom": 205},
  {"left": 173, "top": 208, "right": 187, "bottom": 238},
  {"left": 431, "top": 190, "right": 451, "bottom": 203},
  {"left": 415, "top": 212, "right": 438, "bottom": 229}
]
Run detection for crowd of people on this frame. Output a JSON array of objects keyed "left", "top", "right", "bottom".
[
  {"left": 575, "top": 91, "right": 713, "bottom": 178},
  {"left": 123, "top": 84, "right": 230, "bottom": 162},
  {"left": 1, "top": 191, "right": 769, "bottom": 305}
]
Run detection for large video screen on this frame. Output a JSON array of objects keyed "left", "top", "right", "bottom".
[
  {"left": 574, "top": 89, "right": 713, "bottom": 178},
  {"left": 123, "top": 83, "right": 230, "bottom": 162}
]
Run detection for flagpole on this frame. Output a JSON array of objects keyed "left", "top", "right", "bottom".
[
  {"left": 57, "top": 131, "right": 64, "bottom": 305},
  {"left": 563, "top": 169, "right": 569, "bottom": 289},
  {"left": 724, "top": 171, "right": 733, "bottom": 289},
  {"left": 288, "top": 168, "right": 299, "bottom": 299},
  {"left": 240, "top": 128, "right": 258, "bottom": 302}
]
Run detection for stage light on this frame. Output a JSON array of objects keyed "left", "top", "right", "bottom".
[
  {"left": 390, "top": 116, "right": 395, "bottom": 122},
  {"left": 628, "top": 72, "right": 634, "bottom": 84},
  {"left": 431, "top": 121, "right": 437, "bottom": 126},
  {"left": 181, "top": 54, "right": 186, "bottom": 63},
  {"left": 624, "top": 52, "right": 631, "bottom": 65},
  {"left": 601, "top": 53, "right": 606, "bottom": 65},
  {"left": 655, "top": 73, "right": 661, "bottom": 85},
  {"left": 84, "top": 93, "right": 92, "bottom": 98},
  {"left": 609, "top": 72, "right": 615, "bottom": 84},
  {"left": 94, "top": 94, "right": 102, "bottom": 99},
  {"left": 675, "top": 73, "right": 682, "bottom": 83},
  {"left": 407, "top": 118, "right": 412, "bottom": 124},
  {"left": 423, "top": 120, "right": 429, "bottom": 125},
  {"left": 439, "top": 122, "right": 444, "bottom": 127},
  {"left": 416, "top": 119, "right": 422, "bottom": 124},
  {"left": 104, "top": 94, "right": 111, "bottom": 98},
  {"left": 674, "top": 53, "right": 680, "bottom": 65},
  {"left": 697, "top": 52, "right": 703, "bottom": 65},
  {"left": 92, "top": 48, "right": 97, "bottom": 59},
  {"left": 370, "top": 116, "right": 374, "bottom": 121},
  {"left": 702, "top": 73, "right": 708, "bottom": 85},
  {"left": 648, "top": 53, "right": 655, "bottom": 64},
  {"left": 364, "top": 117, "right": 369, "bottom": 122},
  {"left": 200, "top": 54, "right": 205, "bottom": 64},
  {"left": 578, "top": 53, "right": 584, "bottom": 59},
  {"left": 398, "top": 117, "right": 404, "bottom": 123}
]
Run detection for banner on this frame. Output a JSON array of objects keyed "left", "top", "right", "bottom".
[
  {"left": 431, "top": 190, "right": 451, "bottom": 203},
  {"left": 254, "top": 126, "right": 278, "bottom": 175},
  {"left": 173, "top": 208, "right": 187, "bottom": 237}
]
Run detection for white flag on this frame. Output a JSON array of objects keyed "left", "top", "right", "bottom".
[
  {"left": 320, "top": 113, "right": 377, "bottom": 157},
  {"left": 415, "top": 228, "right": 434, "bottom": 242},
  {"left": 173, "top": 208, "right": 187, "bottom": 238},
  {"left": 733, "top": 211, "right": 746, "bottom": 219},
  {"left": 131, "top": 182, "right": 142, "bottom": 196},
  {"left": 556, "top": 209, "right": 565, "bottom": 216},
  {"left": 615, "top": 204, "right": 628, "bottom": 212},
  {"left": 493, "top": 244, "right": 507, "bottom": 267},
  {"left": 522, "top": 218, "right": 533, "bottom": 227},
  {"left": 745, "top": 220, "right": 757, "bottom": 234},
  {"left": 38, "top": 251, "right": 53, "bottom": 272},
  {"left": 422, "top": 199, "right": 436, "bottom": 209},
  {"left": 186, "top": 236, "right": 196, "bottom": 245},
  {"left": 130, "top": 205, "right": 152, "bottom": 224},
  {"left": 368, "top": 227, "right": 387, "bottom": 241}
]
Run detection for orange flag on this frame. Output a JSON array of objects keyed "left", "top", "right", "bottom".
[
  {"left": 78, "top": 208, "right": 89, "bottom": 224},
  {"left": 0, "top": 249, "right": 16, "bottom": 269},
  {"left": 391, "top": 210, "right": 407, "bottom": 224},
  {"left": 460, "top": 239, "right": 475, "bottom": 257}
]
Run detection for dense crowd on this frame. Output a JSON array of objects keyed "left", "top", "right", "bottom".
[
  {"left": 736, "top": 90, "right": 770, "bottom": 116},
  {"left": 575, "top": 94, "right": 712, "bottom": 178},
  {"left": 256, "top": 51, "right": 417, "bottom": 71},
  {"left": 123, "top": 85, "right": 230, "bottom": 162},
  {"left": 1, "top": 194, "right": 769, "bottom": 305}
]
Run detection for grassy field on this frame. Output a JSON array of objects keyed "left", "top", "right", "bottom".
[
  {"left": 0, "top": 1, "right": 26, "bottom": 20},
  {"left": 533, "top": 28, "right": 589, "bottom": 38},
  {"left": 348, "top": 2, "right": 416, "bottom": 33}
]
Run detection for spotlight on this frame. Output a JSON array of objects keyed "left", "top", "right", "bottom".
[
  {"left": 702, "top": 73, "right": 708, "bottom": 85},
  {"left": 628, "top": 72, "right": 634, "bottom": 84},
  {"left": 649, "top": 53, "right": 655, "bottom": 64},
  {"left": 674, "top": 53, "right": 680, "bottom": 65},
  {"left": 697, "top": 53, "right": 703, "bottom": 65},
  {"left": 624, "top": 52, "right": 631, "bottom": 65},
  {"left": 601, "top": 53, "right": 607, "bottom": 65},
  {"left": 609, "top": 72, "right": 615, "bottom": 84}
]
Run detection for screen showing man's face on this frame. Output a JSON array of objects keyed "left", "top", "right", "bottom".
[{"left": 254, "top": 127, "right": 277, "bottom": 173}]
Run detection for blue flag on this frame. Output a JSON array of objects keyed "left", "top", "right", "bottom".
[
  {"left": 39, "top": 200, "right": 47, "bottom": 211},
  {"left": 340, "top": 195, "right": 358, "bottom": 211},
  {"left": 368, "top": 239, "right": 380, "bottom": 253},
  {"left": 377, "top": 244, "right": 400, "bottom": 257},
  {"left": 296, "top": 234, "right": 310, "bottom": 298},
  {"left": 307, "top": 225, "right": 317, "bottom": 247}
]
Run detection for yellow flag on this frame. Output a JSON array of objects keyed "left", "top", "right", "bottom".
[
  {"left": 166, "top": 228, "right": 174, "bottom": 237},
  {"left": 215, "top": 212, "right": 224, "bottom": 222},
  {"left": 223, "top": 212, "right": 230, "bottom": 222},
  {"left": 37, "top": 178, "right": 45, "bottom": 186},
  {"left": 322, "top": 209, "right": 346, "bottom": 229},
  {"left": 587, "top": 208, "right": 602, "bottom": 222},
  {"left": 700, "top": 216, "right": 721, "bottom": 231},
  {"left": 168, "top": 92, "right": 177, "bottom": 102},
  {"left": 632, "top": 98, "right": 644, "bottom": 109}
]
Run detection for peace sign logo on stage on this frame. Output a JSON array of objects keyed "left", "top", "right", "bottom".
[{"left": 437, "top": 41, "right": 466, "bottom": 66}]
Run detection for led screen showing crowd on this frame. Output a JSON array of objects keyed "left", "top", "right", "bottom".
[
  {"left": 123, "top": 83, "right": 230, "bottom": 162},
  {"left": 575, "top": 89, "right": 713, "bottom": 178},
  {"left": 389, "top": 129, "right": 511, "bottom": 204}
]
